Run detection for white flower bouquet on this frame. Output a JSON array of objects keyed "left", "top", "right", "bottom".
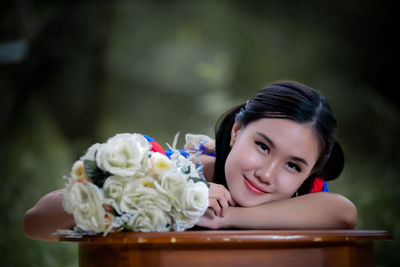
[{"left": 59, "top": 133, "right": 209, "bottom": 236}]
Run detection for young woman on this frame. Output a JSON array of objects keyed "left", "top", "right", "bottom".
[
  {"left": 195, "top": 81, "right": 356, "bottom": 230},
  {"left": 23, "top": 80, "right": 357, "bottom": 241}
]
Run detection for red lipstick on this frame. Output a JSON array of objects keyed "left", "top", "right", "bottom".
[{"left": 244, "top": 178, "right": 267, "bottom": 195}]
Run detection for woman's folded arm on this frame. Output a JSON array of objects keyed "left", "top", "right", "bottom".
[
  {"left": 198, "top": 192, "right": 357, "bottom": 230},
  {"left": 23, "top": 190, "right": 75, "bottom": 242}
]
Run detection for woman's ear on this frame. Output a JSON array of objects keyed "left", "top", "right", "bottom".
[{"left": 230, "top": 121, "right": 243, "bottom": 147}]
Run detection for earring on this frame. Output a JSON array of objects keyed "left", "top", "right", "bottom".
[{"left": 295, "top": 191, "right": 299, "bottom": 197}]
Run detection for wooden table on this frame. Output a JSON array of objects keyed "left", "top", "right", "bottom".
[{"left": 61, "top": 230, "right": 392, "bottom": 267}]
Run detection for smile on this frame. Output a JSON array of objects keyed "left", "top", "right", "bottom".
[{"left": 244, "top": 177, "right": 268, "bottom": 195}]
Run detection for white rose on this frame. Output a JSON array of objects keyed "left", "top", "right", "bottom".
[
  {"left": 182, "top": 181, "right": 209, "bottom": 218},
  {"left": 157, "top": 169, "right": 187, "bottom": 189},
  {"left": 150, "top": 152, "right": 175, "bottom": 176},
  {"left": 120, "top": 177, "right": 171, "bottom": 215},
  {"left": 130, "top": 206, "right": 171, "bottom": 232},
  {"left": 156, "top": 170, "right": 187, "bottom": 211},
  {"left": 63, "top": 182, "right": 107, "bottom": 233},
  {"left": 102, "top": 175, "right": 129, "bottom": 213},
  {"left": 171, "top": 180, "right": 209, "bottom": 226},
  {"left": 70, "top": 160, "right": 90, "bottom": 182},
  {"left": 80, "top": 143, "right": 102, "bottom": 161},
  {"left": 96, "top": 133, "right": 151, "bottom": 177},
  {"left": 136, "top": 152, "right": 152, "bottom": 178}
]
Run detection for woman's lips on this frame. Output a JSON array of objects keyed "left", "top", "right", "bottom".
[{"left": 244, "top": 177, "right": 268, "bottom": 195}]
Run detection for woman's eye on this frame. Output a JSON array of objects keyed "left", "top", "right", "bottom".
[
  {"left": 256, "top": 141, "right": 269, "bottom": 152},
  {"left": 287, "top": 162, "right": 301, "bottom": 172}
]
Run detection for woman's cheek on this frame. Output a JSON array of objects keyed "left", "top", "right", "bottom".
[
  {"left": 278, "top": 174, "right": 304, "bottom": 197},
  {"left": 237, "top": 150, "right": 262, "bottom": 171}
]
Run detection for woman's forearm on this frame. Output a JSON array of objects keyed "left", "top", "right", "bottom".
[
  {"left": 23, "top": 190, "right": 75, "bottom": 242},
  {"left": 220, "top": 192, "right": 357, "bottom": 230}
]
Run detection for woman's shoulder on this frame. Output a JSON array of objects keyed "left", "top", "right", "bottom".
[
  {"left": 183, "top": 133, "right": 216, "bottom": 156},
  {"left": 143, "top": 133, "right": 216, "bottom": 158},
  {"left": 182, "top": 133, "right": 216, "bottom": 182}
]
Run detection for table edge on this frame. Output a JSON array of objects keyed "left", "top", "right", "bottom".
[{"left": 59, "top": 229, "right": 393, "bottom": 244}]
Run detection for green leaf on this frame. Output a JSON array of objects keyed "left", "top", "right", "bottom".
[
  {"left": 189, "top": 176, "right": 210, "bottom": 188},
  {"left": 121, "top": 224, "right": 134, "bottom": 232},
  {"left": 83, "top": 159, "right": 110, "bottom": 188},
  {"left": 181, "top": 165, "right": 191, "bottom": 174},
  {"left": 83, "top": 160, "right": 98, "bottom": 177}
]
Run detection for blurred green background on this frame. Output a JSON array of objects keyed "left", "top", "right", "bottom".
[{"left": 1, "top": 1, "right": 398, "bottom": 266}]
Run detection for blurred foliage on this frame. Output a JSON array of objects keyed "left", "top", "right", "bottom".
[{"left": 0, "top": 0, "right": 398, "bottom": 266}]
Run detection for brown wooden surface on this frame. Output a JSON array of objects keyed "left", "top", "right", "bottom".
[{"left": 60, "top": 230, "right": 392, "bottom": 267}]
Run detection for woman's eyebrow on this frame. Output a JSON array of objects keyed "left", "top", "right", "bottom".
[
  {"left": 256, "top": 132, "right": 275, "bottom": 148},
  {"left": 291, "top": 156, "right": 309, "bottom": 167},
  {"left": 256, "top": 132, "right": 309, "bottom": 167}
]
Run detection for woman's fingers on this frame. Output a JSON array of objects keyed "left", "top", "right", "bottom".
[
  {"left": 218, "top": 196, "right": 229, "bottom": 217},
  {"left": 204, "top": 208, "right": 215, "bottom": 218},
  {"left": 196, "top": 208, "right": 219, "bottom": 230},
  {"left": 225, "top": 190, "right": 236, "bottom": 207},
  {"left": 208, "top": 199, "right": 221, "bottom": 217},
  {"left": 208, "top": 183, "right": 234, "bottom": 217}
]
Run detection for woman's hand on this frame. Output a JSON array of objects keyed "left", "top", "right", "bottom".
[
  {"left": 207, "top": 182, "right": 236, "bottom": 217},
  {"left": 196, "top": 182, "right": 235, "bottom": 229},
  {"left": 196, "top": 207, "right": 222, "bottom": 229}
]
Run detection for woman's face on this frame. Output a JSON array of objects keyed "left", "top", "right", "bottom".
[{"left": 225, "top": 118, "right": 320, "bottom": 207}]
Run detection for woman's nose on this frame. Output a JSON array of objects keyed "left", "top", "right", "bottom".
[{"left": 254, "top": 160, "right": 279, "bottom": 184}]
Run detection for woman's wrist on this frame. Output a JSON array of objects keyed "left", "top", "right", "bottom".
[{"left": 216, "top": 206, "right": 238, "bottom": 229}]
